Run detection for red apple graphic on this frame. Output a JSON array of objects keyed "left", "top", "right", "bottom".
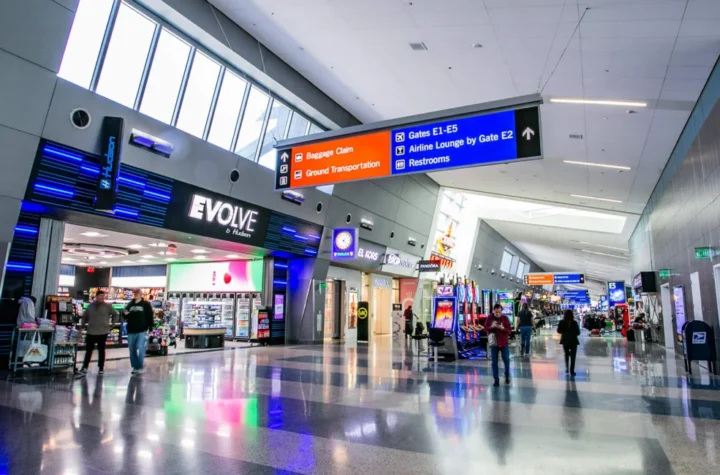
[{"left": 224, "top": 273, "right": 232, "bottom": 284}]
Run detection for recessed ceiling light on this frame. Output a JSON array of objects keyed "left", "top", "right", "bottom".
[
  {"left": 99, "top": 261, "right": 108, "bottom": 264},
  {"left": 128, "top": 244, "right": 144, "bottom": 249},
  {"left": 193, "top": 255, "right": 208, "bottom": 260},
  {"left": 571, "top": 194, "right": 623, "bottom": 204},
  {"left": 225, "top": 254, "right": 240, "bottom": 259},
  {"left": 148, "top": 242, "right": 166, "bottom": 247},
  {"left": 582, "top": 250, "right": 629, "bottom": 260},
  {"left": 137, "top": 259, "right": 150, "bottom": 263},
  {"left": 578, "top": 241, "right": 628, "bottom": 252},
  {"left": 80, "top": 232, "right": 108, "bottom": 238},
  {"left": 165, "top": 258, "right": 177, "bottom": 262},
  {"left": 142, "top": 255, "right": 155, "bottom": 259},
  {"left": 550, "top": 98, "right": 647, "bottom": 107},
  {"left": 122, "top": 260, "right": 132, "bottom": 263},
  {"left": 563, "top": 160, "right": 631, "bottom": 171},
  {"left": 62, "top": 258, "right": 76, "bottom": 262},
  {"left": 191, "top": 249, "right": 209, "bottom": 254}
]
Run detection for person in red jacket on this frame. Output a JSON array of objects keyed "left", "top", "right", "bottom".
[{"left": 485, "top": 303, "right": 512, "bottom": 387}]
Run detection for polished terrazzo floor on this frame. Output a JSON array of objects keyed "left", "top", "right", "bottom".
[{"left": 1, "top": 330, "right": 719, "bottom": 474}]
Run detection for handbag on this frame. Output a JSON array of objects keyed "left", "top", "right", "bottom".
[
  {"left": 488, "top": 331, "right": 498, "bottom": 348},
  {"left": 23, "top": 332, "right": 48, "bottom": 363}
]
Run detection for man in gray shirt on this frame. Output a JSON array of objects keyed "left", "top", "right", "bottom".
[{"left": 78, "top": 290, "right": 119, "bottom": 375}]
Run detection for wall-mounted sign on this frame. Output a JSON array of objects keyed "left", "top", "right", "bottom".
[
  {"left": 607, "top": 281, "right": 626, "bottom": 306},
  {"left": 374, "top": 277, "right": 391, "bottom": 287},
  {"left": 695, "top": 247, "right": 719, "bottom": 259},
  {"left": 357, "top": 301, "right": 369, "bottom": 342},
  {"left": 275, "top": 102, "right": 542, "bottom": 190},
  {"left": 382, "top": 248, "right": 421, "bottom": 276},
  {"left": 358, "top": 247, "right": 380, "bottom": 261},
  {"left": 418, "top": 260, "right": 441, "bottom": 273},
  {"left": 347, "top": 289, "right": 358, "bottom": 330},
  {"left": 331, "top": 228, "right": 359, "bottom": 260},
  {"left": 436, "top": 285, "right": 455, "bottom": 297},
  {"left": 673, "top": 285, "right": 686, "bottom": 336},
  {"left": 95, "top": 116, "right": 124, "bottom": 212},
  {"left": 659, "top": 269, "right": 672, "bottom": 279},
  {"left": 167, "top": 261, "right": 263, "bottom": 292}
]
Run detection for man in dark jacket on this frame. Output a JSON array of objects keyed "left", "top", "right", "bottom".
[
  {"left": 79, "top": 290, "right": 119, "bottom": 375},
  {"left": 484, "top": 304, "right": 512, "bottom": 387},
  {"left": 517, "top": 303, "right": 534, "bottom": 357},
  {"left": 124, "top": 289, "right": 154, "bottom": 375}
]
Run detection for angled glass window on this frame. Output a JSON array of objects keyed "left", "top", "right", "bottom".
[
  {"left": 58, "top": 0, "right": 114, "bottom": 89},
  {"left": 207, "top": 70, "right": 247, "bottom": 150},
  {"left": 139, "top": 29, "right": 190, "bottom": 124},
  {"left": 258, "top": 101, "right": 292, "bottom": 169},
  {"left": 235, "top": 86, "right": 270, "bottom": 160},
  {"left": 316, "top": 185, "right": 334, "bottom": 195},
  {"left": 308, "top": 124, "right": 323, "bottom": 135},
  {"left": 516, "top": 261, "right": 527, "bottom": 278},
  {"left": 500, "top": 250, "right": 514, "bottom": 273},
  {"left": 286, "top": 113, "right": 310, "bottom": 139},
  {"left": 95, "top": 3, "right": 156, "bottom": 108},
  {"left": 175, "top": 52, "right": 221, "bottom": 138}
]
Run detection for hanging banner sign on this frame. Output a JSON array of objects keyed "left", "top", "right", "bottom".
[
  {"left": 94, "top": 116, "right": 124, "bottom": 212},
  {"left": 275, "top": 98, "right": 542, "bottom": 190}
]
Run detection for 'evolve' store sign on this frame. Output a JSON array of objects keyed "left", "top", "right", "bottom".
[{"left": 165, "top": 183, "right": 271, "bottom": 248}]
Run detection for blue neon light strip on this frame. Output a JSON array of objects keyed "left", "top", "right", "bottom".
[
  {"left": 308, "top": 234, "right": 321, "bottom": 240},
  {"left": 113, "top": 207, "right": 139, "bottom": 218},
  {"left": 119, "top": 176, "right": 145, "bottom": 188},
  {"left": 273, "top": 263, "right": 288, "bottom": 269},
  {"left": 43, "top": 146, "right": 83, "bottom": 162},
  {"left": 281, "top": 226, "right": 297, "bottom": 234},
  {"left": 273, "top": 280, "right": 287, "bottom": 286},
  {"left": 304, "top": 248, "right": 317, "bottom": 255},
  {"left": 143, "top": 189, "right": 171, "bottom": 201},
  {"left": 14, "top": 226, "right": 38, "bottom": 234},
  {"left": 80, "top": 165, "right": 100, "bottom": 175},
  {"left": 34, "top": 183, "right": 74, "bottom": 197},
  {"left": 6, "top": 262, "right": 33, "bottom": 271},
  {"left": 293, "top": 234, "right": 308, "bottom": 241}
]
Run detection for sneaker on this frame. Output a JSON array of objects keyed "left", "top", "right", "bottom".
[
  {"left": 493, "top": 379, "right": 499, "bottom": 387},
  {"left": 98, "top": 370, "right": 104, "bottom": 375},
  {"left": 505, "top": 374, "right": 511, "bottom": 385},
  {"left": 135, "top": 368, "right": 145, "bottom": 375},
  {"left": 131, "top": 369, "right": 138, "bottom": 375},
  {"left": 76, "top": 369, "right": 87, "bottom": 378}
]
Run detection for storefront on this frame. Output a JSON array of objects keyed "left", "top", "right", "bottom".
[
  {"left": 324, "top": 239, "right": 422, "bottom": 345},
  {"left": 2, "top": 139, "right": 323, "bottom": 354}
]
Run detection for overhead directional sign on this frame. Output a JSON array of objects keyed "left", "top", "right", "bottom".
[
  {"left": 524, "top": 273, "right": 554, "bottom": 285},
  {"left": 553, "top": 273, "right": 585, "bottom": 284},
  {"left": 555, "top": 290, "right": 589, "bottom": 299},
  {"left": 274, "top": 97, "right": 542, "bottom": 190}
]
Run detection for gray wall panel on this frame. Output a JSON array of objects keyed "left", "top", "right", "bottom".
[
  {"left": 0, "top": 125, "right": 40, "bottom": 201},
  {"left": 0, "top": 0, "right": 74, "bottom": 72},
  {"left": 0, "top": 50, "right": 58, "bottom": 136}
]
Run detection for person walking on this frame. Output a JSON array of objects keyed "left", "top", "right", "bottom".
[
  {"left": 484, "top": 303, "right": 512, "bottom": 387},
  {"left": 517, "top": 303, "right": 534, "bottom": 357},
  {"left": 557, "top": 309, "right": 581, "bottom": 376},
  {"left": 78, "top": 290, "right": 118, "bottom": 376},
  {"left": 124, "top": 289, "right": 154, "bottom": 375}
]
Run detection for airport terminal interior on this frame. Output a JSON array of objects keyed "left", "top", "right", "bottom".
[{"left": 1, "top": 0, "right": 720, "bottom": 473}]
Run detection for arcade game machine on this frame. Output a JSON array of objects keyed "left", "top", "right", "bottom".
[
  {"left": 464, "top": 280, "right": 478, "bottom": 348},
  {"left": 614, "top": 303, "right": 630, "bottom": 337},
  {"left": 482, "top": 289, "right": 493, "bottom": 317},
  {"left": 432, "top": 284, "right": 458, "bottom": 360},
  {"left": 496, "top": 291, "right": 515, "bottom": 326}
]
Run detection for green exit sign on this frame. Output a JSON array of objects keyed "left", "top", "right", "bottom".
[
  {"left": 695, "top": 247, "right": 718, "bottom": 259},
  {"left": 659, "top": 269, "right": 672, "bottom": 279}
]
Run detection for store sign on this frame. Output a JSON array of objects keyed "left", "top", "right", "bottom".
[
  {"left": 94, "top": 116, "right": 124, "bottom": 211},
  {"left": 331, "top": 228, "right": 359, "bottom": 260},
  {"left": 418, "top": 260, "right": 441, "bottom": 272},
  {"left": 382, "top": 248, "right": 421, "bottom": 276},
  {"left": 358, "top": 247, "right": 380, "bottom": 261},
  {"left": 275, "top": 103, "right": 542, "bottom": 190},
  {"left": 188, "top": 194, "right": 261, "bottom": 239},
  {"left": 374, "top": 277, "right": 391, "bottom": 287},
  {"left": 607, "top": 281, "right": 626, "bottom": 306}
]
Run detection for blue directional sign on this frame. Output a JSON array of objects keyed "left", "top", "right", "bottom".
[
  {"left": 390, "top": 107, "right": 541, "bottom": 175},
  {"left": 553, "top": 273, "right": 585, "bottom": 284},
  {"left": 556, "top": 290, "right": 589, "bottom": 299}
]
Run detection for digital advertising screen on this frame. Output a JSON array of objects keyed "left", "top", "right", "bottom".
[
  {"left": 607, "top": 281, "right": 626, "bottom": 306},
  {"left": 433, "top": 297, "right": 456, "bottom": 332},
  {"left": 167, "top": 260, "right": 263, "bottom": 292},
  {"left": 673, "top": 285, "right": 686, "bottom": 336}
]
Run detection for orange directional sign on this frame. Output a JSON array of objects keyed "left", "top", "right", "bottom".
[
  {"left": 524, "top": 273, "right": 554, "bottom": 285},
  {"left": 275, "top": 132, "right": 391, "bottom": 189}
]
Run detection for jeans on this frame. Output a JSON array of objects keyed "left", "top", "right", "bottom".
[
  {"left": 563, "top": 344, "right": 577, "bottom": 374},
  {"left": 519, "top": 326, "right": 533, "bottom": 354},
  {"left": 82, "top": 333, "right": 107, "bottom": 370},
  {"left": 127, "top": 332, "right": 147, "bottom": 370},
  {"left": 490, "top": 345, "right": 510, "bottom": 380}
]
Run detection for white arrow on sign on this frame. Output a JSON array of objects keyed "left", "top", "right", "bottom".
[
  {"left": 522, "top": 127, "right": 535, "bottom": 140},
  {"left": 280, "top": 152, "right": 289, "bottom": 162}
]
